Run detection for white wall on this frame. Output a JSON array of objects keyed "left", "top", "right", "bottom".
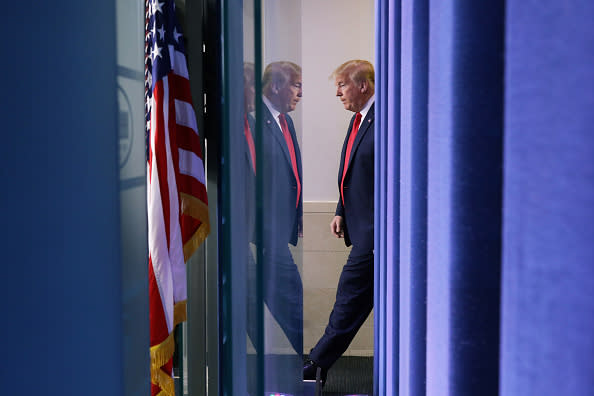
[
  {"left": 301, "top": 0, "right": 375, "bottom": 202},
  {"left": 240, "top": 0, "right": 376, "bottom": 357},
  {"left": 245, "top": 0, "right": 374, "bottom": 202},
  {"left": 300, "top": 2, "right": 375, "bottom": 356}
]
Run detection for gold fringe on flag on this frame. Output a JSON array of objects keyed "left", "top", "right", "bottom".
[
  {"left": 151, "top": 193, "right": 208, "bottom": 395},
  {"left": 174, "top": 300, "right": 187, "bottom": 327},
  {"left": 150, "top": 332, "right": 175, "bottom": 396},
  {"left": 150, "top": 300, "right": 188, "bottom": 396},
  {"left": 151, "top": 363, "right": 175, "bottom": 396},
  {"left": 180, "top": 192, "right": 211, "bottom": 261}
]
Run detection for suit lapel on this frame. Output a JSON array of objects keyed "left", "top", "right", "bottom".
[
  {"left": 263, "top": 104, "right": 291, "bottom": 164},
  {"left": 284, "top": 114, "right": 302, "bottom": 180},
  {"left": 338, "top": 115, "right": 355, "bottom": 185},
  {"left": 262, "top": 103, "right": 298, "bottom": 176},
  {"left": 344, "top": 103, "right": 374, "bottom": 176}
]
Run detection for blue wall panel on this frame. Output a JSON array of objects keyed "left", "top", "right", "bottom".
[
  {"left": 501, "top": 1, "right": 594, "bottom": 395},
  {"left": 1, "top": 2, "right": 122, "bottom": 395}
]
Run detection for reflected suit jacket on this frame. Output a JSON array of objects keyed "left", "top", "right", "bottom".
[
  {"left": 256, "top": 103, "right": 303, "bottom": 247},
  {"left": 336, "top": 104, "right": 375, "bottom": 252}
]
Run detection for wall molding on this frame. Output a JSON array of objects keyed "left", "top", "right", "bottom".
[{"left": 303, "top": 201, "right": 337, "bottom": 213}]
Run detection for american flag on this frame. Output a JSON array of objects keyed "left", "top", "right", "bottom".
[{"left": 145, "top": 0, "right": 209, "bottom": 394}]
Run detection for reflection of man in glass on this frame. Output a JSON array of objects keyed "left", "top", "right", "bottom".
[
  {"left": 244, "top": 60, "right": 303, "bottom": 395},
  {"left": 243, "top": 62, "right": 256, "bottom": 210},
  {"left": 243, "top": 62, "right": 257, "bottom": 340},
  {"left": 257, "top": 61, "right": 304, "bottom": 356},
  {"left": 244, "top": 62, "right": 256, "bottom": 114},
  {"left": 304, "top": 60, "right": 375, "bottom": 386}
]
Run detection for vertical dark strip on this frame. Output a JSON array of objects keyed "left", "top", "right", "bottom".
[
  {"left": 387, "top": 2, "right": 402, "bottom": 395},
  {"left": 401, "top": 0, "right": 428, "bottom": 393},
  {"left": 202, "top": 0, "right": 223, "bottom": 394},
  {"left": 253, "top": 1, "right": 265, "bottom": 396},
  {"left": 374, "top": 0, "right": 389, "bottom": 395},
  {"left": 410, "top": 0, "right": 428, "bottom": 394},
  {"left": 220, "top": 0, "right": 251, "bottom": 393},
  {"left": 449, "top": 2, "right": 504, "bottom": 395},
  {"left": 220, "top": 1, "right": 233, "bottom": 393}
]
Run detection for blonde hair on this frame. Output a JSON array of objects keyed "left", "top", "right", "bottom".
[
  {"left": 262, "top": 61, "right": 302, "bottom": 95},
  {"left": 332, "top": 60, "right": 375, "bottom": 92},
  {"left": 243, "top": 62, "right": 255, "bottom": 85}
]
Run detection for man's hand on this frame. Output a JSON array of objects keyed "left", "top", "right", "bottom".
[{"left": 330, "top": 216, "right": 345, "bottom": 238}]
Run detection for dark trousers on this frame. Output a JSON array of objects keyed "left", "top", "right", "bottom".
[
  {"left": 309, "top": 247, "right": 374, "bottom": 369},
  {"left": 247, "top": 243, "right": 304, "bottom": 356}
]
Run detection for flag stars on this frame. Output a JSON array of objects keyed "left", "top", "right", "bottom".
[
  {"left": 173, "top": 27, "right": 182, "bottom": 43},
  {"left": 152, "top": 0, "right": 164, "bottom": 15},
  {"left": 152, "top": 42, "right": 162, "bottom": 60},
  {"left": 150, "top": 23, "right": 157, "bottom": 40},
  {"left": 157, "top": 25, "right": 165, "bottom": 40}
]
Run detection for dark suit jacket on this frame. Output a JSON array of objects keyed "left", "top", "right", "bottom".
[
  {"left": 244, "top": 111, "right": 304, "bottom": 357},
  {"left": 257, "top": 103, "right": 303, "bottom": 247},
  {"left": 336, "top": 103, "right": 375, "bottom": 252}
]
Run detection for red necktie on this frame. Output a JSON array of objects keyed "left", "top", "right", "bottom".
[
  {"left": 244, "top": 114, "right": 256, "bottom": 173},
  {"left": 341, "top": 112, "right": 362, "bottom": 206},
  {"left": 279, "top": 113, "right": 301, "bottom": 208}
]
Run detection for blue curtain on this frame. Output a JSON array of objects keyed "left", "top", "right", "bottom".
[
  {"left": 500, "top": 1, "right": 594, "bottom": 395},
  {"left": 376, "top": 1, "right": 594, "bottom": 395},
  {"left": 376, "top": 0, "right": 505, "bottom": 394},
  {"left": 374, "top": 1, "right": 401, "bottom": 394}
]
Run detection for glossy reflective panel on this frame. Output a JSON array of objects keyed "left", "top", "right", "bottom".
[
  {"left": 116, "top": 0, "right": 150, "bottom": 394},
  {"left": 243, "top": 1, "right": 304, "bottom": 395}
]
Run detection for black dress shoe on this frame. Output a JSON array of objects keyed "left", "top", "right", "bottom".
[{"left": 303, "top": 359, "right": 327, "bottom": 386}]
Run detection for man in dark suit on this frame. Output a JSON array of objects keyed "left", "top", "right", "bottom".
[
  {"left": 304, "top": 60, "right": 375, "bottom": 385},
  {"left": 242, "top": 61, "right": 303, "bottom": 395},
  {"left": 248, "top": 61, "right": 304, "bottom": 395},
  {"left": 252, "top": 61, "right": 304, "bottom": 357}
]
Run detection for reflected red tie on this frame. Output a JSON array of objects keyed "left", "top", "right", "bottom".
[
  {"left": 341, "top": 112, "right": 362, "bottom": 206},
  {"left": 279, "top": 113, "right": 301, "bottom": 208},
  {"left": 244, "top": 114, "right": 256, "bottom": 173}
]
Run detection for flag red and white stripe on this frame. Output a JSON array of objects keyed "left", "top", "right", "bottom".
[{"left": 145, "top": 1, "right": 209, "bottom": 394}]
